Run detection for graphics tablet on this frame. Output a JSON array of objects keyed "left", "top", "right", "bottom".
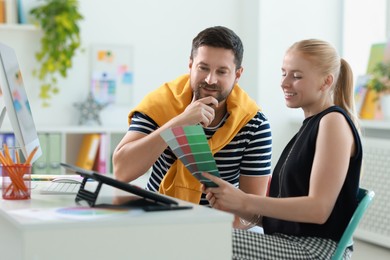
[{"left": 60, "top": 163, "right": 179, "bottom": 206}]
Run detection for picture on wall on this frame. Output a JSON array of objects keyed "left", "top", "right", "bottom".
[{"left": 90, "top": 44, "right": 133, "bottom": 105}]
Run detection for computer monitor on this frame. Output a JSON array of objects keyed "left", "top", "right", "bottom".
[{"left": 0, "top": 42, "right": 42, "bottom": 163}]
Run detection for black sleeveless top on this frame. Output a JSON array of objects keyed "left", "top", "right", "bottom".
[{"left": 263, "top": 106, "right": 362, "bottom": 242}]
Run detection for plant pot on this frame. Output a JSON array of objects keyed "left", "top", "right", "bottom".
[{"left": 380, "top": 94, "right": 390, "bottom": 120}]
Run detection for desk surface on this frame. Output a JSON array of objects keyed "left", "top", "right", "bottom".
[{"left": 0, "top": 181, "right": 233, "bottom": 260}]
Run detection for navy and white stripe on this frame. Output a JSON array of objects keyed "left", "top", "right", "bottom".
[{"left": 129, "top": 111, "right": 272, "bottom": 205}]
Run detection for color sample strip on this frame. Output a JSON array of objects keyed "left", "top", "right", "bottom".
[
  {"left": 161, "top": 127, "right": 198, "bottom": 173},
  {"left": 182, "top": 126, "right": 219, "bottom": 186},
  {"left": 160, "top": 125, "right": 219, "bottom": 187},
  {"left": 173, "top": 129, "right": 197, "bottom": 169}
]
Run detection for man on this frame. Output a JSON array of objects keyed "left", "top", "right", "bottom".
[{"left": 113, "top": 26, "right": 272, "bottom": 227}]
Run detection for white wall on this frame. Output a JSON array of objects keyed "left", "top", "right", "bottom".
[
  {"left": 76, "top": 0, "right": 246, "bottom": 127},
  {"left": 257, "top": 0, "right": 343, "bottom": 166},
  {"left": 3, "top": 0, "right": 387, "bottom": 169},
  {"left": 343, "top": 0, "right": 387, "bottom": 76},
  {"left": 2, "top": 0, "right": 248, "bottom": 128}
]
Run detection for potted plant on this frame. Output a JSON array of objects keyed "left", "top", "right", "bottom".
[
  {"left": 367, "top": 62, "right": 390, "bottom": 94},
  {"left": 30, "top": 0, "right": 83, "bottom": 107},
  {"left": 366, "top": 61, "right": 390, "bottom": 119}
]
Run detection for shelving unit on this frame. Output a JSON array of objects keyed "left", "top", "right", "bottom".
[
  {"left": 42, "top": 126, "right": 126, "bottom": 174},
  {"left": 0, "top": 126, "right": 127, "bottom": 175}
]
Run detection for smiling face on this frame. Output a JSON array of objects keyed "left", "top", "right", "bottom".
[
  {"left": 189, "top": 46, "right": 242, "bottom": 105},
  {"left": 281, "top": 50, "right": 333, "bottom": 117}
]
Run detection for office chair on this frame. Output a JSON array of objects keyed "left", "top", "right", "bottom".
[{"left": 331, "top": 188, "right": 375, "bottom": 260}]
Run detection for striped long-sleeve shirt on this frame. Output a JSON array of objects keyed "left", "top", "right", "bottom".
[{"left": 129, "top": 111, "right": 272, "bottom": 205}]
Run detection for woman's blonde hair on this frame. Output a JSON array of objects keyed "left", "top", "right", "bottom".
[{"left": 288, "top": 39, "right": 359, "bottom": 127}]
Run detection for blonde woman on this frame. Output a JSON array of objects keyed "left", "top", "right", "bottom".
[{"left": 203, "top": 39, "right": 361, "bottom": 259}]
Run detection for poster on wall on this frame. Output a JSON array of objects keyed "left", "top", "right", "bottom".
[{"left": 90, "top": 44, "right": 133, "bottom": 105}]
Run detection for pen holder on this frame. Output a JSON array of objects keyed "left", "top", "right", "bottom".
[{"left": 1, "top": 164, "right": 32, "bottom": 200}]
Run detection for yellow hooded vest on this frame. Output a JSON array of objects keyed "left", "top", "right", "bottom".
[{"left": 128, "top": 74, "right": 259, "bottom": 203}]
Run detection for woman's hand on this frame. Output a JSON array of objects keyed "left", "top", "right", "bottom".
[{"left": 201, "top": 172, "right": 246, "bottom": 215}]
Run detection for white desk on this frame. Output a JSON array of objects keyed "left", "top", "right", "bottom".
[{"left": 0, "top": 182, "right": 233, "bottom": 260}]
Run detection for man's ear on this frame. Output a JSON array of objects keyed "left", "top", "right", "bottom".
[
  {"left": 189, "top": 58, "right": 193, "bottom": 70},
  {"left": 235, "top": 67, "right": 244, "bottom": 83}
]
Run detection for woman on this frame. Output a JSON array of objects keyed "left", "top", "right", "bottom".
[{"left": 202, "top": 39, "right": 362, "bottom": 259}]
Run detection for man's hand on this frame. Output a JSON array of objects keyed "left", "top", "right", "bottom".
[{"left": 172, "top": 96, "right": 218, "bottom": 127}]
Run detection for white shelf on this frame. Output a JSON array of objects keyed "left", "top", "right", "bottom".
[
  {"left": 36, "top": 125, "right": 126, "bottom": 134},
  {"left": 359, "top": 119, "right": 390, "bottom": 130},
  {"left": 0, "top": 24, "right": 38, "bottom": 31}
]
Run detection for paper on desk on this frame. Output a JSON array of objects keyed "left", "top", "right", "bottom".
[{"left": 160, "top": 125, "right": 220, "bottom": 185}]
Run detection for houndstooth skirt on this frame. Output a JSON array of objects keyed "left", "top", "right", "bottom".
[{"left": 233, "top": 229, "right": 352, "bottom": 260}]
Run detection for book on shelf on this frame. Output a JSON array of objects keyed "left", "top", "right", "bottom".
[
  {"left": 93, "top": 133, "right": 107, "bottom": 174},
  {"left": 0, "top": 133, "right": 15, "bottom": 175},
  {"left": 47, "top": 133, "right": 62, "bottom": 174},
  {"left": 0, "top": 0, "right": 40, "bottom": 25},
  {"left": 32, "top": 133, "right": 48, "bottom": 174},
  {"left": 16, "top": 0, "right": 40, "bottom": 24},
  {"left": 0, "top": 0, "right": 5, "bottom": 23},
  {"left": 5, "top": 0, "right": 18, "bottom": 24},
  {"left": 76, "top": 133, "right": 100, "bottom": 170},
  {"left": 32, "top": 133, "right": 62, "bottom": 175}
]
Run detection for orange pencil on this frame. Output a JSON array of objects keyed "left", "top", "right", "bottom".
[
  {"left": 24, "top": 146, "right": 38, "bottom": 165},
  {"left": 1, "top": 144, "right": 28, "bottom": 193},
  {"left": 15, "top": 149, "right": 20, "bottom": 164},
  {"left": 3, "top": 144, "right": 13, "bottom": 165}
]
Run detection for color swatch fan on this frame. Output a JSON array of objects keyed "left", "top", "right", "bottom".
[{"left": 160, "top": 125, "right": 219, "bottom": 187}]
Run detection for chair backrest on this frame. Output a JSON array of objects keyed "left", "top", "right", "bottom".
[{"left": 331, "top": 188, "right": 375, "bottom": 260}]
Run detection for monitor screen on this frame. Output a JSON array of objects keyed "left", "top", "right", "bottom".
[{"left": 0, "top": 42, "right": 42, "bottom": 163}]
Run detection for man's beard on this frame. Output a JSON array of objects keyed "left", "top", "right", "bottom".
[{"left": 194, "top": 82, "right": 227, "bottom": 102}]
